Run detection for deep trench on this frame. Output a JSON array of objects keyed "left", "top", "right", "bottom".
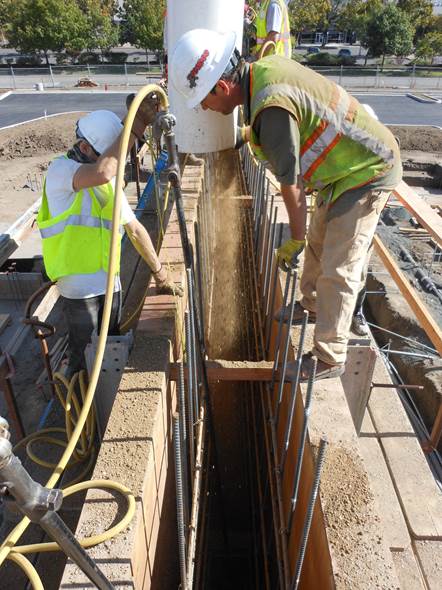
[{"left": 195, "top": 152, "right": 264, "bottom": 588}]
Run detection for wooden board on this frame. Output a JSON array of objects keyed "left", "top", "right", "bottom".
[
  {"left": 373, "top": 234, "right": 442, "bottom": 357},
  {"left": 393, "top": 181, "right": 442, "bottom": 249},
  {"left": 369, "top": 354, "right": 442, "bottom": 540},
  {"left": 169, "top": 359, "right": 290, "bottom": 382}
]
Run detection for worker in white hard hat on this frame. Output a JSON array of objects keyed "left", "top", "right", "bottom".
[
  {"left": 37, "top": 107, "right": 182, "bottom": 375},
  {"left": 170, "top": 29, "right": 402, "bottom": 381}
]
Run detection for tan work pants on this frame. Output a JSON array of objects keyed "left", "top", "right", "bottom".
[{"left": 300, "top": 189, "right": 391, "bottom": 366}]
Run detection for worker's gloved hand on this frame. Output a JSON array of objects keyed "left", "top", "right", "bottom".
[
  {"left": 154, "top": 268, "right": 184, "bottom": 297},
  {"left": 276, "top": 238, "right": 305, "bottom": 272},
  {"left": 234, "top": 125, "right": 250, "bottom": 149},
  {"left": 126, "top": 91, "right": 161, "bottom": 127}
]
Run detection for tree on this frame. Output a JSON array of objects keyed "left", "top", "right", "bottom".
[
  {"left": 365, "top": 4, "right": 414, "bottom": 66},
  {"left": 77, "top": 0, "right": 119, "bottom": 58},
  {"left": 120, "top": 0, "right": 165, "bottom": 61},
  {"left": 429, "top": 15, "right": 442, "bottom": 34},
  {"left": 6, "top": 0, "right": 88, "bottom": 66},
  {"left": 415, "top": 31, "right": 442, "bottom": 63},
  {"left": 288, "top": 0, "right": 331, "bottom": 39},
  {"left": 397, "top": 0, "right": 433, "bottom": 41},
  {"left": 335, "top": 0, "right": 382, "bottom": 40}
]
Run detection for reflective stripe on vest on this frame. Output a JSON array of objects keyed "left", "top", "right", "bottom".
[
  {"left": 37, "top": 164, "right": 122, "bottom": 281},
  {"left": 251, "top": 81, "right": 393, "bottom": 170},
  {"left": 248, "top": 57, "right": 400, "bottom": 200},
  {"left": 38, "top": 215, "right": 114, "bottom": 239},
  {"left": 254, "top": 0, "right": 292, "bottom": 59},
  {"left": 256, "top": 32, "right": 291, "bottom": 43}
]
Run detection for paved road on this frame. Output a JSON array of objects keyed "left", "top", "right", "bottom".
[
  {"left": 1, "top": 91, "right": 441, "bottom": 129},
  {"left": 353, "top": 93, "right": 442, "bottom": 126},
  {"left": 0, "top": 92, "right": 127, "bottom": 127}
]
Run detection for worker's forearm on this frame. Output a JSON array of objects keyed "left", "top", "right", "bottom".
[
  {"left": 280, "top": 181, "right": 307, "bottom": 240},
  {"left": 126, "top": 224, "right": 161, "bottom": 272}
]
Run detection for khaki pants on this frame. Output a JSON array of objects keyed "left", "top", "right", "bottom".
[{"left": 300, "top": 189, "right": 391, "bottom": 366}]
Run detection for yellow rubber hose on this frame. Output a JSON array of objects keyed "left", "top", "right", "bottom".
[
  {"left": 0, "top": 84, "right": 169, "bottom": 587},
  {"left": 259, "top": 40, "right": 276, "bottom": 59}
]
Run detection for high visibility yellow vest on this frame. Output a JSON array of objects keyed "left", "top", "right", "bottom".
[
  {"left": 253, "top": 0, "right": 292, "bottom": 59},
  {"left": 37, "top": 161, "right": 122, "bottom": 281},
  {"left": 249, "top": 56, "right": 401, "bottom": 203}
]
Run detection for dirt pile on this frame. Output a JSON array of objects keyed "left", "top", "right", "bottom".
[
  {"left": 389, "top": 125, "right": 442, "bottom": 153},
  {"left": 0, "top": 113, "right": 82, "bottom": 160},
  {"left": 0, "top": 114, "right": 86, "bottom": 225}
]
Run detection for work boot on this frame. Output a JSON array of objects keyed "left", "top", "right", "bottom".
[
  {"left": 284, "top": 353, "right": 345, "bottom": 383},
  {"left": 274, "top": 301, "right": 316, "bottom": 325},
  {"left": 351, "top": 312, "right": 369, "bottom": 336}
]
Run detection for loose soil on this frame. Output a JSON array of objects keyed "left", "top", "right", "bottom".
[
  {"left": 0, "top": 113, "right": 84, "bottom": 228},
  {"left": 321, "top": 446, "right": 397, "bottom": 590},
  {"left": 389, "top": 125, "right": 442, "bottom": 153}
]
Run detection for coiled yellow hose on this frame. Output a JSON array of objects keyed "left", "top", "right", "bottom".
[{"left": 0, "top": 84, "right": 169, "bottom": 589}]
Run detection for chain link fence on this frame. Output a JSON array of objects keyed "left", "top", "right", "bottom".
[
  {"left": 0, "top": 63, "right": 163, "bottom": 90},
  {"left": 310, "top": 65, "right": 442, "bottom": 92},
  {"left": 0, "top": 63, "right": 441, "bottom": 92}
]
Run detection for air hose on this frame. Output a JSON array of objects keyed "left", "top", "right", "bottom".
[{"left": 0, "top": 83, "right": 169, "bottom": 589}]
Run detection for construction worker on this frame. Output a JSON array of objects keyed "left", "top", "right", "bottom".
[
  {"left": 37, "top": 107, "right": 182, "bottom": 375},
  {"left": 170, "top": 29, "right": 402, "bottom": 381},
  {"left": 252, "top": 0, "right": 292, "bottom": 58}
]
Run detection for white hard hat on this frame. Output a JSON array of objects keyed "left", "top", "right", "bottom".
[
  {"left": 76, "top": 110, "right": 122, "bottom": 154},
  {"left": 170, "top": 28, "right": 237, "bottom": 109},
  {"left": 361, "top": 103, "right": 379, "bottom": 121}
]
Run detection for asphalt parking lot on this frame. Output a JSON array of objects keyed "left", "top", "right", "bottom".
[{"left": 0, "top": 90, "right": 441, "bottom": 129}]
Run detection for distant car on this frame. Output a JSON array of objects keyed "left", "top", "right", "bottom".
[
  {"left": 338, "top": 48, "right": 352, "bottom": 57},
  {"left": 307, "top": 47, "right": 320, "bottom": 54}
]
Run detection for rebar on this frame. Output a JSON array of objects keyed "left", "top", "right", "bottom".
[
  {"left": 260, "top": 385, "right": 286, "bottom": 588},
  {"left": 173, "top": 414, "right": 188, "bottom": 590},
  {"left": 290, "top": 437, "right": 328, "bottom": 590},
  {"left": 184, "top": 310, "right": 195, "bottom": 475},
  {"left": 280, "top": 311, "right": 309, "bottom": 472},
  {"left": 253, "top": 166, "right": 263, "bottom": 238},
  {"left": 287, "top": 357, "right": 317, "bottom": 534},
  {"left": 257, "top": 181, "right": 270, "bottom": 269},
  {"left": 187, "top": 268, "right": 199, "bottom": 419},
  {"left": 259, "top": 186, "right": 273, "bottom": 278},
  {"left": 178, "top": 362, "right": 190, "bottom": 518},
  {"left": 265, "top": 223, "right": 284, "bottom": 353},
  {"left": 380, "top": 349, "right": 435, "bottom": 359},
  {"left": 262, "top": 201, "right": 277, "bottom": 307},
  {"left": 186, "top": 406, "right": 206, "bottom": 588},
  {"left": 265, "top": 387, "right": 291, "bottom": 588},
  {"left": 194, "top": 222, "right": 206, "bottom": 341},
  {"left": 275, "top": 271, "right": 297, "bottom": 425},
  {"left": 366, "top": 321, "right": 437, "bottom": 354},
  {"left": 271, "top": 272, "right": 292, "bottom": 388}
]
